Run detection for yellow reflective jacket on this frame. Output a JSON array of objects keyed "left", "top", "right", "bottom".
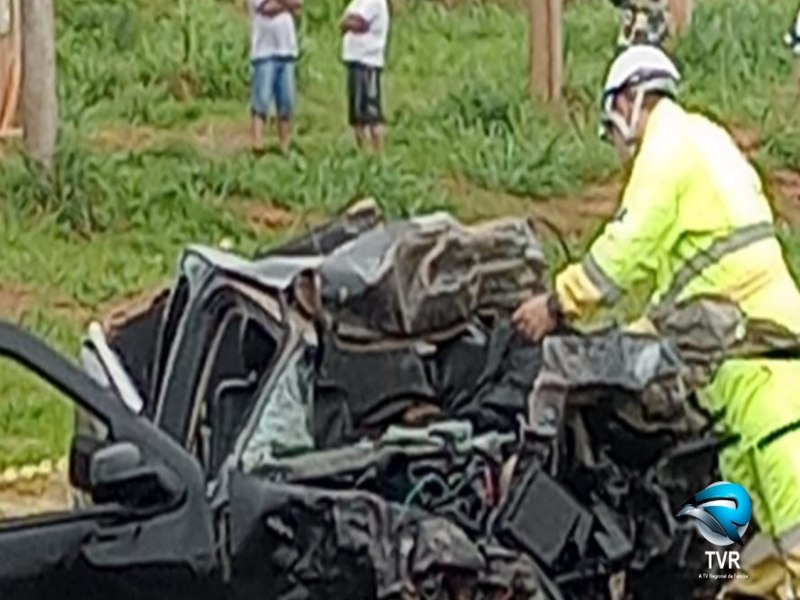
[
  {"left": 554, "top": 98, "right": 800, "bottom": 537},
  {"left": 555, "top": 98, "right": 800, "bottom": 334}
]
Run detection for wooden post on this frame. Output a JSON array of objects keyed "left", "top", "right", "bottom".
[
  {"left": 21, "top": 0, "right": 58, "bottom": 170},
  {"left": 529, "top": 0, "right": 563, "bottom": 104},
  {"left": 667, "top": 0, "right": 694, "bottom": 37},
  {"left": 0, "top": 0, "right": 22, "bottom": 137}
]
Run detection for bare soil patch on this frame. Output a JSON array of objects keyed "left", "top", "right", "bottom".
[
  {"left": 91, "top": 120, "right": 252, "bottom": 156},
  {"left": 730, "top": 126, "right": 761, "bottom": 157},
  {"left": 0, "top": 283, "right": 91, "bottom": 323},
  {"left": 0, "top": 462, "right": 72, "bottom": 519},
  {"left": 447, "top": 176, "right": 620, "bottom": 244},
  {"left": 241, "top": 202, "right": 295, "bottom": 230},
  {"left": 91, "top": 125, "right": 164, "bottom": 151},
  {"left": 768, "top": 169, "right": 800, "bottom": 228},
  {"left": 449, "top": 164, "right": 800, "bottom": 245},
  {"left": 0, "top": 284, "right": 36, "bottom": 319},
  {"left": 192, "top": 121, "right": 252, "bottom": 155}
]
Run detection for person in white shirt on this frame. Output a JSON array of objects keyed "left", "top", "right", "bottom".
[
  {"left": 340, "top": 0, "right": 390, "bottom": 152},
  {"left": 248, "top": 0, "right": 302, "bottom": 154}
]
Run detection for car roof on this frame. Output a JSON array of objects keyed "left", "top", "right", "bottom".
[{"left": 181, "top": 244, "right": 325, "bottom": 292}]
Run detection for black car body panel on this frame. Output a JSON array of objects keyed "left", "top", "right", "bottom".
[
  {"left": 0, "top": 322, "right": 218, "bottom": 600},
  {"left": 227, "top": 468, "right": 554, "bottom": 600}
]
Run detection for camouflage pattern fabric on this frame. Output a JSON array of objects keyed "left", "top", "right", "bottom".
[{"left": 612, "top": 0, "right": 669, "bottom": 48}]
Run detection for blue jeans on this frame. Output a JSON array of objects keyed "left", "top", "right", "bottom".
[{"left": 250, "top": 56, "right": 296, "bottom": 119}]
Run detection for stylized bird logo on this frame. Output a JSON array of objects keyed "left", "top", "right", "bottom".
[{"left": 676, "top": 482, "right": 752, "bottom": 547}]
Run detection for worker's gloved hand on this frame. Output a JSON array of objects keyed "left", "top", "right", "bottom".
[{"left": 512, "top": 293, "right": 560, "bottom": 342}]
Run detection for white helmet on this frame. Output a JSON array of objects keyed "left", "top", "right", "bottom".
[{"left": 600, "top": 45, "right": 681, "bottom": 144}]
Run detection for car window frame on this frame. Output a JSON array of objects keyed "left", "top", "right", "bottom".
[
  {"left": 187, "top": 288, "right": 284, "bottom": 476},
  {"left": 153, "top": 275, "right": 288, "bottom": 457}
]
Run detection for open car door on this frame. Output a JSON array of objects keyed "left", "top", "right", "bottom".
[{"left": 0, "top": 322, "right": 219, "bottom": 600}]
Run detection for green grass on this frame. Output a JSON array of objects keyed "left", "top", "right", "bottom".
[
  {"left": 1, "top": 0, "right": 800, "bottom": 468},
  {"left": 0, "top": 313, "right": 79, "bottom": 468}
]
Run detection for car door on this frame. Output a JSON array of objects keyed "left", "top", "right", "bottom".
[{"left": 0, "top": 322, "right": 220, "bottom": 600}]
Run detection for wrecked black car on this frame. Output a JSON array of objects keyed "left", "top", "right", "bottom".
[{"left": 0, "top": 201, "right": 738, "bottom": 599}]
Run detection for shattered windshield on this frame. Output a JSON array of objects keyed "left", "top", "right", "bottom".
[{"left": 241, "top": 342, "right": 316, "bottom": 470}]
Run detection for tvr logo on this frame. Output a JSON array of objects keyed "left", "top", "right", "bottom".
[{"left": 676, "top": 481, "right": 752, "bottom": 571}]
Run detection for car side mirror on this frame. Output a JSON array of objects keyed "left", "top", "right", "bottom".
[
  {"left": 69, "top": 433, "right": 107, "bottom": 492},
  {"left": 90, "top": 441, "right": 184, "bottom": 509}
]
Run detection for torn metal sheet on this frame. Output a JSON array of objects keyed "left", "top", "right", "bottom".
[
  {"left": 260, "top": 198, "right": 384, "bottom": 258},
  {"left": 495, "top": 462, "right": 594, "bottom": 568},
  {"left": 185, "top": 245, "right": 326, "bottom": 292},
  {"left": 651, "top": 294, "right": 800, "bottom": 365},
  {"left": 228, "top": 471, "right": 552, "bottom": 600},
  {"left": 527, "top": 330, "right": 694, "bottom": 439},
  {"left": 317, "top": 215, "right": 547, "bottom": 340}
]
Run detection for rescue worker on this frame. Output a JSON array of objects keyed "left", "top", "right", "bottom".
[
  {"left": 610, "top": 0, "right": 669, "bottom": 48},
  {"left": 512, "top": 44, "right": 800, "bottom": 598}
]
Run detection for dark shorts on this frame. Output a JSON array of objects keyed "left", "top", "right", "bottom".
[{"left": 346, "top": 62, "right": 383, "bottom": 127}]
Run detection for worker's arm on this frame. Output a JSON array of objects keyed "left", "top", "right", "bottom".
[
  {"left": 341, "top": 14, "right": 370, "bottom": 33},
  {"left": 341, "top": 0, "right": 377, "bottom": 33},
  {"left": 554, "top": 136, "right": 683, "bottom": 323},
  {"left": 257, "top": 0, "right": 285, "bottom": 16}
]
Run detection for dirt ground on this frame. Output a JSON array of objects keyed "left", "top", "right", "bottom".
[
  {"left": 0, "top": 283, "right": 93, "bottom": 324},
  {"left": 767, "top": 169, "right": 800, "bottom": 228},
  {"left": 0, "top": 284, "right": 37, "bottom": 320},
  {"left": 91, "top": 120, "right": 255, "bottom": 157},
  {"left": 0, "top": 460, "right": 72, "bottom": 519}
]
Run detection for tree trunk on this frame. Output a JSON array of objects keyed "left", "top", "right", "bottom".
[
  {"left": 21, "top": 0, "right": 57, "bottom": 171},
  {"left": 529, "top": 0, "right": 562, "bottom": 104}
]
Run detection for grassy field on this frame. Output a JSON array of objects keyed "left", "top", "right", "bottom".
[{"left": 1, "top": 0, "right": 800, "bottom": 468}]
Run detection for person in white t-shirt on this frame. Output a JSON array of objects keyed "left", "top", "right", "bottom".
[
  {"left": 340, "top": 0, "right": 390, "bottom": 152},
  {"left": 248, "top": 0, "right": 302, "bottom": 154}
]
